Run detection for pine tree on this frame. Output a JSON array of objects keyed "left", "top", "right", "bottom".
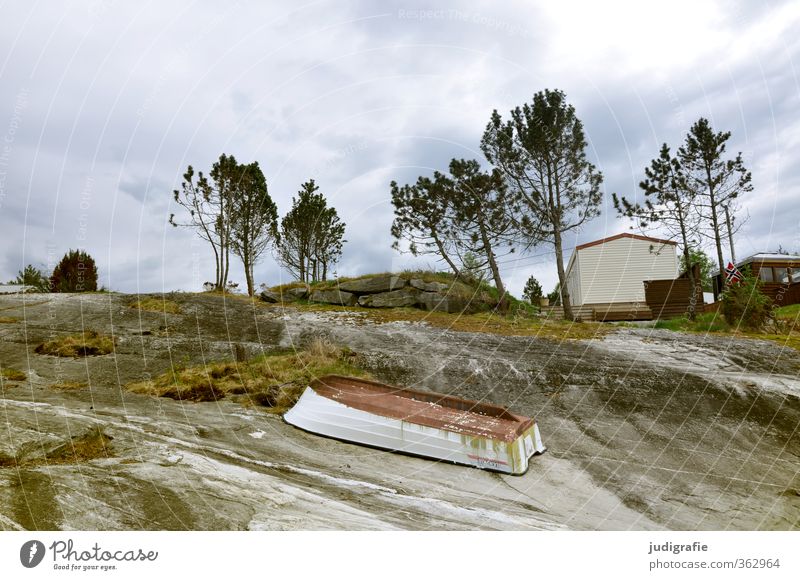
[
  {"left": 481, "top": 89, "right": 603, "bottom": 320},
  {"left": 50, "top": 250, "right": 98, "bottom": 292},
  {"left": 277, "top": 180, "right": 345, "bottom": 283}
]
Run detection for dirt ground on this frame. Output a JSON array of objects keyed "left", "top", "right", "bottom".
[{"left": 0, "top": 292, "right": 798, "bottom": 530}]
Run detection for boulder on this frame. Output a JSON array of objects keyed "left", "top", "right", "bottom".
[
  {"left": 417, "top": 292, "right": 468, "bottom": 314},
  {"left": 409, "top": 279, "right": 450, "bottom": 293},
  {"left": 259, "top": 290, "right": 281, "bottom": 303},
  {"left": 339, "top": 275, "right": 407, "bottom": 294},
  {"left": 358, "top": 288, "right": 420, "bottom": 308},
  {"left": 285, "top": 286, "right": 309, "bottom": 300},
  {"left": 309, "top": 289, "right": 357, "bottom": 306}
]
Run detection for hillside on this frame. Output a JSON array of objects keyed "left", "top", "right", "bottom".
[{"left": 0, "top": 291, "right": 798, "bottom": 530}]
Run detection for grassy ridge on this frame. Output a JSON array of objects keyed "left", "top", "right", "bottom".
[{"left": 127, "top": 338, "right": 371, "bottom": 413}]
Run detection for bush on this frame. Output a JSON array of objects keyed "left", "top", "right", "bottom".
[
  {"left": 12, "top": 264, "right": 50, "bottom": 292},
  {"left": 547, "top": 283, "right": 561, "bottom": 306},
  {"left": 50, "top": 249, "right": 98, "bottom": 292},
  {"left": 522, "top": 276, "right": 543, "bottom": 303},
  {"left": 720, "top": 268, "right": 773, "bottom": 330}
]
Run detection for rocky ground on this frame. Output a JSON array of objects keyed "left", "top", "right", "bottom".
[{"left": 0, "top": 292, "right": 798, "bottom": 530}]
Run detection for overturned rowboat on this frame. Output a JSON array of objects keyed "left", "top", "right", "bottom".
[{"left": 283, "top": 375, "right": 546, "bottom": 475}]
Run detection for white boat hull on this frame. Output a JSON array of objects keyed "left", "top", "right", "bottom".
[{"left": 284, "top": 387, "right": 546, "bottom": 475}]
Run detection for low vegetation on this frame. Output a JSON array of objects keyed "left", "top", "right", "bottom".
[
  {"left": 34, "top": 330, "right": 115, "bottom": 357},
  {"left": 654, "top": 305, "right": 800, "bottom": 352},
  {"left": 0, "top": 316, "right": 19, "bottom": 323},
  {"left": 720, "top": 271, "right": 773, "bottom": 329},
  {"left": 127, "top": 338, "right": 371, "bottom": 413},
  {"left": 1, "top": 367, "right": 27, "bottom": 381},
  {"left": 0, "top": 427, "right": 112, "bottom": 468},
  {"left": 130, "top": 296, "right": 182, "bottom": 314}
]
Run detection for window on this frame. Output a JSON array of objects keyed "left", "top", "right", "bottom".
[
  {"left": 774, "top": 267, "right": 789, "bottom": 284},
  {"left": 792, "top": 268, "right": 800, "bottom": 284},
  {"left": 759, "top": 267, "right": 775, "bottom": 283}
]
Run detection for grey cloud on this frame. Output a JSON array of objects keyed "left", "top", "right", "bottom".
[{"left": 1, "top": 1, "right": 798, "bottom": 297}]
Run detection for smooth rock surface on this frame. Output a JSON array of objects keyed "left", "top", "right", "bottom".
[{"left": 1, "top": 292, "right": 798, "bottom": 531}]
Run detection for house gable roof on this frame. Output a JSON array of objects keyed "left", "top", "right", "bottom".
[{"left": 575, "top": 232, "right": 677, "bottom": 252}]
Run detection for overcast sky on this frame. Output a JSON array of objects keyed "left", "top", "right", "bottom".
[{"left": 1, "top": 0, "right": 798, "bottom": 295}]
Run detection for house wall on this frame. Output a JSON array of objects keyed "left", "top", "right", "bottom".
[
  {"left": 576, "top": 237, "right": 678, "bottom": 305},
  {"left": 565, "top": 252, "right": 582, "bottom": 306},
  {"left": 750, "top": 260, "right": 800, "bottom": 307}
]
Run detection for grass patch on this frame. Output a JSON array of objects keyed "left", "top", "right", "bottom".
[
  {"left": 127, "top": 338, "right": 371, "bottom": 413},
  {"left": 653, "top": 309, "right": 800, "bottom": 352},
  {"left": 775, "top": 304, "right": 800, "bottom": 321},
  {"left": 130, "top": 296, "right": 182, "bottom": 314},
  {"left": 654, "top": 312, "right": 731, "bottom": 333},
  {"left": 1, "top": 367, "right": 27, "bottom": 381},
  {"left": 0, "top": 427, "right": 112, "bottom": 469},
  {"left": 42, "top": 427, "right": 113, "bottom": 465},
  {"left": 34, "top": 330, "right": 115, "bottom": 357},
  {"left": 293, "top": 302, "right": 608, "bottom": 340},
  {"left": 0, "top": 316, "right": 18, "bottom": 323},
  {"left": 51, "top": 380, "right": 89, "bottom": 390}
]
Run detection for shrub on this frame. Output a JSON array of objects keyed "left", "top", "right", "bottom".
[
  {"left": 522, "top": 276, "right": 543, "bottom": 303},
  {"left": 720, "top": 268, "right": 773, "bottom": 330},
  {"left": 547, "top": 283, "right": 561, "bottom": 306},
  {"left": 50, "top": 249, "right": 98, "bottom": 292},
  {"left": 12, "top": 264, "right": 50, "bottom": 292}
]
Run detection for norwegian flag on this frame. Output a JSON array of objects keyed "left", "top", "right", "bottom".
[{"left": 724, "top": 262, "right": 743, "bottom": 285}]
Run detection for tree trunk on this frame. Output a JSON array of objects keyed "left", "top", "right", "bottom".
[
  {"left": 554, "top": 228, "right": 573, "bottom": 320},
  {"left": 724, "top": 204, "right": 736, "bottom": 264},
  {"left": 479, "top": 223, "right": 507, "bottom": 313},
  {"left": 677, "top": 207, "right": 697, "bottom": 321},
  {"left": 211, "top": 242, "right": 221, "bottom": 291},
  {"left": 432, "top": 232, "right": 460, "bottom": 278},
  {"left": 683, "top": 247, "right": 698, "bottom": 321},
  {"left": 705, "top": 167, "right": 726, "bottom": 278},
  {"left": 244, "top": 256, "right": 254, "bottom": 297},
  {"left": 223, "top": 240, "right": 230, "bottom": 289}
]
